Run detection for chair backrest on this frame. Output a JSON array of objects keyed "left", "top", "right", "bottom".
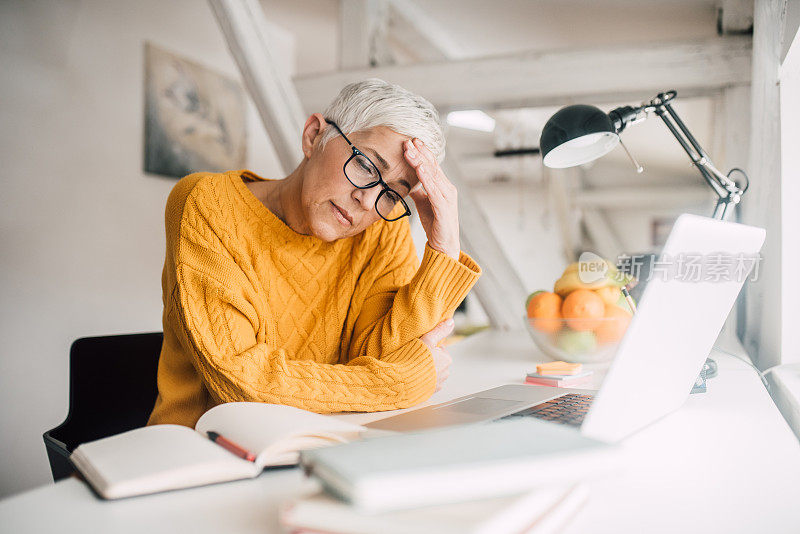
[{"left": 44, "top": 332, "right": 163, "bottom": 479}]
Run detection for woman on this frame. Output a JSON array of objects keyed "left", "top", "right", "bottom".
[{"left": 148, "top": 79, "right": 481, "bottom": 427}]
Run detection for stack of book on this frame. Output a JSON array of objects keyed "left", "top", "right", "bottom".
[
  {"left": 281, "top": 484, "right": 590, "bottom": 534},
  {"left": 283, "top": 418, "right": 619, "bottom": 533},
  {"left": 525, "top": 361, "right": 593, "bottom": 388}
]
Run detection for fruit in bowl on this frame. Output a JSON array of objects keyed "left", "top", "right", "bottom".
[
  {"left": 525, "top": 291, "right": 562, "bottom": 333},
  {"left": 525, "top": 260, "right": 635, "bottom": 363}
]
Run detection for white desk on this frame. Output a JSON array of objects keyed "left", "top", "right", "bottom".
[{"left": 2, "top": 329, "right": 799, "bottom": 533}]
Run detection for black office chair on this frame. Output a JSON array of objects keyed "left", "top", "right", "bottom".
[{"left": 43, "top": 332, "right": 163, "bottom": 481}]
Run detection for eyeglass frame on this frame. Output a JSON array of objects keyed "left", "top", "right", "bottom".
[{"left": 324, "top": 119, "right": 412, "bottom": 222}]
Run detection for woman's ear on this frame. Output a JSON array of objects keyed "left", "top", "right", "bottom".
[{"left": 301, "top": 113, "right": 328, "bottom": 159}]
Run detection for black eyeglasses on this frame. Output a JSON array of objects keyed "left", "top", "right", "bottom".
[{"left": 325, "top": 119, "right": 411, "bottom": 222}]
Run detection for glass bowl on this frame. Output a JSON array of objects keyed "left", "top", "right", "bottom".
[{"left": 523, "top": 315, "right": 629, "bottom": 363}]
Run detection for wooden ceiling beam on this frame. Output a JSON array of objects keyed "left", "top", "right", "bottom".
[
  {"left": 339, "top": 0, "right": 395, "bottom": 68},
  {"left": 294, "top": 37, "right": 752, "bottom": 113},
  {"left": 385, "top": 0, "right": 466, "bottom": 62}
]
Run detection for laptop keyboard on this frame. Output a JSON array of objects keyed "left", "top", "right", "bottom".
[{"left": 499, "top": 393, "right": 595, "bottom": 427}]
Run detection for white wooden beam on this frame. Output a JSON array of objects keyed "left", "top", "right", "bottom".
[
  {"left": 339, "top": 0, "right": 395, "bottom": 68},
  {"left": 573, "top": 186, "right": 712, "bottom": 209},
  {"left": 442, "top": 155, "right": 529, "bottom": 331},
  {"left": 294, "top": 37, "right": 753, "bottom": 113},
  {"left": 710, "top": 84, "right": 751, "bottom": 350},
  {"left": 385, "top": 0, "right": 465, "bottom": 62},
  {"left": 740, "top": 0, "right": 786, "bottom": 369},
  {"left": 209, "top": 0, "right": 305, "bottom": 173},
  {"left": 717, "top": 0, "right": 755, "bottom": 34},
  {"left": 582, "top": 208, "right": 625, "bottom": 260}
]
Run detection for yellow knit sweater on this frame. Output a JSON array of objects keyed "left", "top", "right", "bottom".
[{"left": 147, "top": 170, "right": 482, "bottom": 427}]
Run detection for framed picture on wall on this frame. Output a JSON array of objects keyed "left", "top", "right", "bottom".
[{"left": 143, "top": 42, "right": 247, "bottom": 178}]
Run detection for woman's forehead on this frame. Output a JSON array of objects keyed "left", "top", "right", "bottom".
[{"left": 348, "top": 126, "right": 419, "bottom": 186}]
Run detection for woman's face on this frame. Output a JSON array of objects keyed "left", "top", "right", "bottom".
[{"left": 299, "top": 114, "right": 421, "bottom": 242}]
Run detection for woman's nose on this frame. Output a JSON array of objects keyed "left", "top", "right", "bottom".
[{"left": 352, "top": 185, "right": 381, "bottom": 211}]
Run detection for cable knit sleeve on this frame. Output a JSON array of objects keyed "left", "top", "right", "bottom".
[
  {"left": 347, "top": 217, "right": 482, "bottom": 363},
  {"left": 172, "top": 213, "right": 437, "bottom": 414}
]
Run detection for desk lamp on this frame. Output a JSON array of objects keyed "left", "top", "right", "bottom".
[
  {"left": 539, "top": 90, "right": 749, "bottom": 220},
  {"left": 539, "top": 91, "right": 752, "bottom": 385}
]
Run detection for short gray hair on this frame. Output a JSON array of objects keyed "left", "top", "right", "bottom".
[{"left": 319, "top": 78, "right": 446, "bottom": 163}]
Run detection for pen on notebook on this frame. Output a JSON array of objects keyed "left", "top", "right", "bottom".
[
  {"left": 621, "top": 285, "right": 637, "bottom": 314},
  {"left": 207, "top": 431, "right": 256, "bottom": 462}
]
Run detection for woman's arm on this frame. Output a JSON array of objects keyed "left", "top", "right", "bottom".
[
  {"left": 346, "top": 135, "right": 481, "bottom": 363},
  {"left": 347, "top": 218, "right": 481, "bottom": 363},
  {"left": 172, "top": 247, "right": 437, "bottom": 413}
]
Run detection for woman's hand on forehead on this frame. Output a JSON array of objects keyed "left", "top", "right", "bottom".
[{"left": 403, "top": 138, "right": 460, "bottom": 260}]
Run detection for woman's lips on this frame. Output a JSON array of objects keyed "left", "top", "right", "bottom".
[{"left": 331, "top": 201, "right": 352, "bottom": 226}]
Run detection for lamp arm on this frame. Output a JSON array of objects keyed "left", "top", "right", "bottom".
[
  {"left": 654, "top": 105, "right": 729, "bottom": 198},
  {"left": 609, "top": 91, "right": 747, "bottom": 221}
]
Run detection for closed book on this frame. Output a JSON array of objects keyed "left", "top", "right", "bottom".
[
  {"left": 527, "top": 370, "right": 592, "bottom": 380},
  {"left": 280, "top": 485, "right": 589, "bottom": 534},
  {"left": 70, "top": 403, "right": 365, "bottom": 499},
  {"left": 300, "top": 418, "right": 619, "bottom": 513}
]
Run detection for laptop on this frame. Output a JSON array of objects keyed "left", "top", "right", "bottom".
[{"left": 367, "top": 214, "right": 766, "bottom": 443}]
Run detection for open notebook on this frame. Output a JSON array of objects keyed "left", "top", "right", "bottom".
[{"left": 70, "top": 403, "right": 365, "bottom": 499}]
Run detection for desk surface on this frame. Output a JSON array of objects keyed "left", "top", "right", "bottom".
[{"left": 2, "top": 329, "right": 799, "bottom": 533}]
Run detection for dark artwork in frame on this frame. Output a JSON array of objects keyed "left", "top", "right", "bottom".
[{"left": 143, "top": 42, "right": 247, "bottom": 179}]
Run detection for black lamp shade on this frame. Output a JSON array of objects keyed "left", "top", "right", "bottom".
[{"left": 540, "top": 104, "right": 620, "bottom": 168}]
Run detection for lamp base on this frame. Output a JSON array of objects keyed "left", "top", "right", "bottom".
[{"left": 690, "top": 358, "right": 718, "bottom": 394}]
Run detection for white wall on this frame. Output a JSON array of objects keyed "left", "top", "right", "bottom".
[
  {"left": 0, "top": 0, "right": 290, "bottom": 497},
  {"left": 780, "top": 24, "right": 800, "bottom": 362}
]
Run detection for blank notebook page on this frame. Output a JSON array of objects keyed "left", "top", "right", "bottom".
[
  {"left": 72, "top": 424, "right": 259, "bottom": 499},
  {"left": 194, "top": 402, "right": 365, "bottom": 457}
]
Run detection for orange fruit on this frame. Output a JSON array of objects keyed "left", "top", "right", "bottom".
[
  {"left": 526, "top": 291, "right": 563, "bottom": 333},
  {"left": 594, "top": 286, "right": 622, "bottom": 305},
  {"left": 525, "top": 290, "right": 545, "bottom": 310},
  {"left": 595, "top": 304, "right": 632, "bottom": 344},
  {"left": 561, "top": 289, "right": 605, "bottom": 331}
]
